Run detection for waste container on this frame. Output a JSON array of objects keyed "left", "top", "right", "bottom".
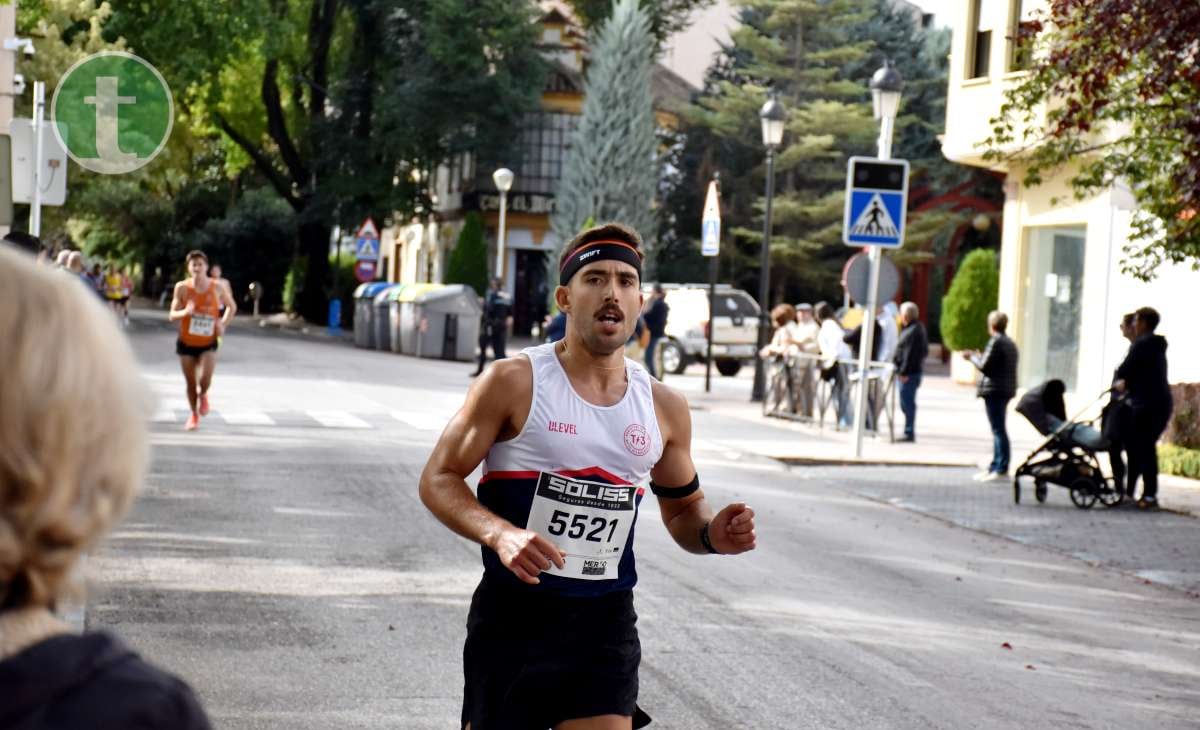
[
  {"left": 387, "top": 283, "right": 444, "bottom": 354},
  {"left": 412, "top": 285, "right": 483, "bottom": 361},
  {"left": 373, "top": 285, "right": 401, "bottom": 351},
  {"left": 353, "top": 282, "right": 392, "bottom": 349}
]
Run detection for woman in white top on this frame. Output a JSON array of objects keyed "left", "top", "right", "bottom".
[{"left": 815, "top": 301, "right": 853, "bottom": 428}]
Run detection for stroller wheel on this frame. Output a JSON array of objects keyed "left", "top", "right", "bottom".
[
  {"left": 1098, "top": 479, "right": 1123, "bottom": 508},
  {"left": 1034, "top": 480, "right": 1048, "bottom": 504},
  {"left": 1069, "top": 478, "right": 1098, "bottom": 509},
  {"left": 1012, "top": 476, "right": 1021, "bottom": 504}
]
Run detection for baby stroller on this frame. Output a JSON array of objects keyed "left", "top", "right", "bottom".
[{"left": 1012, "top": 379, "right": 1124, "bottom": 509}]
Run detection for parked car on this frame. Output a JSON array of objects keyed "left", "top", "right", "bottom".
[{"left": 646, "top": 283, "right": 761, "bottom": 376}]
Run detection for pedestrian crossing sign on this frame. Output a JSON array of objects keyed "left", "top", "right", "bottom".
[
  {"left": 355, "top": 237, "right": 380, "bottom": 261},
  {"left": 843, "top": 157, "right": 908, "bottom": 248}
]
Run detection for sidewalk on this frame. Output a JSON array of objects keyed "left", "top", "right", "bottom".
[{"left": 661, "top": 360, "right": 1200, "bottom": 518}]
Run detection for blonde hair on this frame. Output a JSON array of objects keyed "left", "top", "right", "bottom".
[{"left": 0, "top": 247, "right": 150, "bottom": 609}]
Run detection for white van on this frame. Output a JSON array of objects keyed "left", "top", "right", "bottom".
[{"left": 646, "top": 283, "right": 761, "bottom": 376}]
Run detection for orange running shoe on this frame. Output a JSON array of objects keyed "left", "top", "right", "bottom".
[
  {"left": 198, "top": 394, "right": 210, "bottom": 416},
  {"left": 185, "top": 413, "right": 200, "bottom": 431}
]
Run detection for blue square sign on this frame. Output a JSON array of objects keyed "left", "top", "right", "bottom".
[{"left": 843, "top": 157, "right": 909, "bottom": 248}]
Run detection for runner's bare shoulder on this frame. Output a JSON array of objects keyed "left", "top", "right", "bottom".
[
  {"left": 470, "top": 356, "right": 534, "bottom": 438},
  {"left": 650, "top": 378, "right": 690, "bottom": 440}
]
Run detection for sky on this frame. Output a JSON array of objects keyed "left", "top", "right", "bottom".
[{"left": 661, "top": 0, "right": 954, "bottom": 89}]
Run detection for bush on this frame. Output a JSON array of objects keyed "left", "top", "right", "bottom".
[
  {"left": 1159, "top": 443, "right": 1200, "bottom": 480},
  {"left": 444, "top": 212, "right": 488, "bottom": 296},
  {"left": 940, "top": 248, "right": 999, "bottom": 352},
  {"left": 1164, "top": 383, "right": 1200, "bottom": 449}
]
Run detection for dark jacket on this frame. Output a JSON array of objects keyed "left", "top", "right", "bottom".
[
  {"left": 893, "top": 320, "right": 929, "bottom": 377},
  {"left": 974, "top": 333, "right": 1019, "bottom": 399},
  {"left": 0, "top": 631, "right": 211, "bottom": 729},
  {"left": 843, "top": 320, "right": 883, "bottom": 361},
  {"left": 643, "top": 296, "right": 669, "bottom": 338},
  {"left": 484, "top": 290, "right": 512, "bottom": 324},
  {"left": 1115, "top": 333, "right": 1172, "bottom": 423}
]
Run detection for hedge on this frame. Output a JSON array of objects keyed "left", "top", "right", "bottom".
[{"left": 1159, "top": 443, "right": 1200, "bottom": 480}]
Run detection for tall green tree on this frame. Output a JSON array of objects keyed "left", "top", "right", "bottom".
[
  {"left": 565, "top": 0, "right": 714, "bottom": 50},
  {"left": 985, "top": 0, "right": 1200, "bottom": 278},
  {"left": 552, "top": 0, "right": 657, "bottom": 247},
  {"left": 105, "top": 0, "right": 545, "bottom": 321},
  {"left": 685, "top": 0, "right": 876, "bottom": 301},
  {"left": 444, "top": 212, "right": 488, "bottom": 296}
]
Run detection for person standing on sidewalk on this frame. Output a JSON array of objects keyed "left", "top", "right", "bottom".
[
  {"left": 1104, "top": 312, "right": 1137, "bottom": 498},
  {"left": 420, "top": 223, "right": 756, "bottom": 729},
  {"left": 892, "top": 301, "right": 928, "bottom": 443},
  {"left": 641, "top": 283, "right": 669, "bottom": 379},
  {"left": 472, "top": 278, "right": 513, "bottom": 377},
  {"left": 1114, "top": 306, "right": 1172, "bottom": 509},
  {"left": 965, "top": 311, "right": 1019, "bottom": 482}
]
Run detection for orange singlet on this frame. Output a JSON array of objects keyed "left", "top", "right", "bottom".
[{"left": 178, "top": 280, "right": 221, "bottom": 348}]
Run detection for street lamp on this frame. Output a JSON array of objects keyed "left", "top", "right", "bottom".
[
  {"left": 492, "top": 167, "right": 514, "bottom": 283},
  {"left": 852, "top": 61, "right": 904, "bottom": 456},
  {"left": 751, "top": 91, "right": 786, "bottom": 402}
]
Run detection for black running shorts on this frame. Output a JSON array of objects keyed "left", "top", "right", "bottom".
[
  {"left": 461, "top": 577, "right": 650, "bottom": 729},
  {"left": 175, "top": 339, "right": 219, "bottom": 358}
]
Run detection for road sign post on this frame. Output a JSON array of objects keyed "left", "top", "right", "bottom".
[
  {"left": 701, "top": 178, "right": 721, "bottom": 393},
  {"left": 843, "top": 156, "right": 908, "bottom": 458}
]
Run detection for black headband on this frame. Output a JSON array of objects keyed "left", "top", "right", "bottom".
[{"left": 559, "top": 240, "right": 643, "bottom": 286}]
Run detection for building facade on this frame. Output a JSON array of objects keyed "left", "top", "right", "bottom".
[
  {"left": 941, "top": 0, "right": 1195, "bottom": 397},
  {"left": 380, "top": 2, "right": 691, "bottom": 337}
]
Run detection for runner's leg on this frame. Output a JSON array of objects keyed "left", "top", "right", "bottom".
[
  {"left": 179, "top": 356, "right": 199, "bottom": 414},
  {"left": 197, "top": 350, "right": 217, "bottom": 407},
  {"left": 555, "top": 715, "right": 633, "bottom": 730}
]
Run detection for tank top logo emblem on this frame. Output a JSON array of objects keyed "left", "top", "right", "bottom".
[{"left": 623, "top": 423, "right": 649, "bottom": 456}]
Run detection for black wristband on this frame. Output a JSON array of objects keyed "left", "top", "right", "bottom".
[
  {"left": 650, "top": 474, "right": 699, "bottom": 499},
  {"left": 699, "top": 521, "right": 720, "bottom": 554}
]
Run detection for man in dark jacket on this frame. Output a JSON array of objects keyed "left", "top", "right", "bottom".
[
  {"left": 892, "top": 301, "right": 929, "bottom": 442},
  {"left": 471, "top": 278, "right": 513, "bottom": 377},
  {"left": 1115, "top": 306, "right": 1172, "bottom": 509},
  {"left": 641, "top": 283, "right": 669, "bottom": 378},
  {"left": 966, "top": 311, "right": 1019, "bottom": 481}
]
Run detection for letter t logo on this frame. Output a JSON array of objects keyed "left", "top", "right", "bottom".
[{"left": 84, "top": 76, "right": 137, "bottom": 165}]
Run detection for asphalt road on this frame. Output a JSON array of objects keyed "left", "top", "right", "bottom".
[{"left": 86, "top": 311, "right": 1200, "bottom": 729}]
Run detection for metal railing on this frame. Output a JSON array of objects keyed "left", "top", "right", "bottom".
[{"left": 762, "top": 352, "right": 898, "bottom": 441}]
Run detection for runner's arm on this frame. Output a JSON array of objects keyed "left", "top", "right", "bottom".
[
  {"left": 650, "top": 382, "right": 757, "bottom": 555},
  {"left": 168, "top": 283, "right": 192, "bottom": 321},
  {"left": 217, "top": 281, "right": 237, "bottom": 326},
  {"left": 418, "top": 359, "right": 566, "bottom": 584}
]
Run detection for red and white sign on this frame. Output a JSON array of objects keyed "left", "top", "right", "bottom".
[
  {"left": 354, "top": 259, "right": 377, "bottom": 283},
  {"left": 355, "top": 217, "right": 379, "bottom": 241}
]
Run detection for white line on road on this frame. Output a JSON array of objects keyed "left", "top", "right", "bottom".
[
  {"left": 220, "top": 410, "right": 276, "bottom": 426},
  {"left": 306, "top": 410, "right": 372, "bottom": 429},
  {"left": 151, "top": 410, "right": 178, "bottom": 423},
  {"left": 392, "top": 411, "right": 448, "bottom": 431}
]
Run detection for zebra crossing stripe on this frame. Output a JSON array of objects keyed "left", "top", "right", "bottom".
[
  {"left": 151, "top": 410, "right": 178, "bottom": 423},
  {"left": 392, "top": 411, "right": 448, "bottom": 431},
  {"left": 220, "top": 411, "right": 276, "bottom": 426},
  {"left": 306, "top": 410, "right": 372, "bottom": 429}
]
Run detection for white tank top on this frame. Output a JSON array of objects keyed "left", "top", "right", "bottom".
[{"left": 477, "top": 342, "right": 664, "bottom": 596}]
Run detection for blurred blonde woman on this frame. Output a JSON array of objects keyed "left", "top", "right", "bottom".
[{"left": 0, "top": 246, "right": 211, "bottom": 728}]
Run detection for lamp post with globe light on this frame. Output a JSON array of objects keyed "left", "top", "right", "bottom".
[
  {"left": 750, "top": 91, "right": 786, "bottom": 403},
  {"left": 851, "top": 61, "right": 904, "bottom": 457},
  {"left": 492, "top": 167, "right": 514, "bottom": 283}
]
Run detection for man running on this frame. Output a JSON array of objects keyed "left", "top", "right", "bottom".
[
  {"left": 420, "top": 223, "right": 757, "bottom": 730},
  {"left": 169, "top": 251, "right": 236, "bottom": 431}
]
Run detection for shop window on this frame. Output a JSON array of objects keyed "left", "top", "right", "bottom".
[{"left": 1019, "top": 226, "right": 1087, "bottom": 391}]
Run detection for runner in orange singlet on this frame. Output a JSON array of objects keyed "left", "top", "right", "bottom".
[{"left": 169, "top": 251, "right": 236, "bottom": 431}]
